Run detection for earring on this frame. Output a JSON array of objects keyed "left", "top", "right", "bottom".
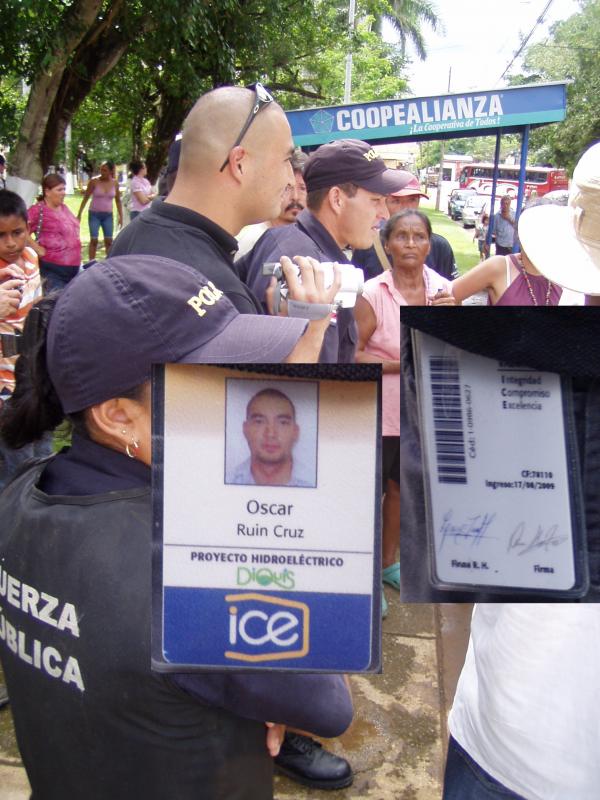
[{"left": 125, "top": 434, "right": 140, "bottom": 459}]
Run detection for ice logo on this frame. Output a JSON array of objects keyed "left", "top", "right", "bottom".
[
  {"left": 310, "top": 110, "right": 335, "bottom": 134},
  {"left": 225, "top": 593, "right": 309, "bottom": 662}
]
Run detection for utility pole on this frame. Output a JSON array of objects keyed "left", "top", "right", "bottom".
[
  {"left": 435, "top": 67, "right": 452, "bottom": 211},
  {"left": 343, "top": 0, "right": 356, "bottom": 104}
]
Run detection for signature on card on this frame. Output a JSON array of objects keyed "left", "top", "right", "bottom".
[
  {"left": 507, "top": 522, "right": 567, "bottom": 556},
  {"left": 438, "top": 510, "right": 497, "bottom": 551}
]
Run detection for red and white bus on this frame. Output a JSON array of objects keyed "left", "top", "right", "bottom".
[{"left": 458, "top": 162, "right": 568, "bottom": 198}]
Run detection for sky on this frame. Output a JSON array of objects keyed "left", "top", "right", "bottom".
[{"left": 386, "top": 0, "right": 580, "bottom": 98}]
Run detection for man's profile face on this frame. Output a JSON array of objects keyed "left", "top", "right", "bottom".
[
  {"left": 338, "top": 187, "right": 388, "bottom": 249},
  {"left": 386, "top": 194, "right": 420, "bottom": 215},
  {"left": 249, "top": 108, "right": 295, "bottom": 222},
  {"left": 277, "top": 170, "right": 307, "bottom": 224},
  {"left": 243, "top": 393, "right": 299, "bottom": 466}
]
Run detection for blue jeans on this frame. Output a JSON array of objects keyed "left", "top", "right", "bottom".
[
  {"left": 88, "top": 210, "right": 113, "bottom": 239},
  {"left": 443, "top": 737, "right": 527, "bottom": 799},
  {"left": 40, "top": 260, "right": 79, "bottom": 293}
]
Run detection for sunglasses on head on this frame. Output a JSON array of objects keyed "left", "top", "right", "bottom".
[{"left": 219, "top": 83, "right": 275, "bottom": 172}]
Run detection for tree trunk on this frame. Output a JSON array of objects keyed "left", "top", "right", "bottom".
[
  {"left": 8, "top": 0, "right": 105, "bottom": 202},
  {"left": 40, "top": 0, "right": 130, "bottom": 173},
  {"left": 145, "top": 91, "right": 196, "bottom": 184}
]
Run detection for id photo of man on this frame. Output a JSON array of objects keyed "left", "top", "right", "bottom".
[{"left": 225, "top": 381, "right": 318, "bottom": 488}]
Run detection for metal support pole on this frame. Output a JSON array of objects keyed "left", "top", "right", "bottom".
[
  {"left": 343, "top": 0, "right": 356, "bottom": 104},
  {"left": 486, "top": 131, "right": 502, "bottom": 252},
  {"left": 516, "top": 125, "right": 530, "bottom": 228},
  {"left": 435, "top": 68, "right": 452, "bottom": 211}
]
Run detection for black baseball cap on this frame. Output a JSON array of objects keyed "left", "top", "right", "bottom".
[
  {"left": 47, "top": 255, "right": 307, "bottom": 413},
  {"left": 303, "top": 139, "right": 414, "bottom": 195}
]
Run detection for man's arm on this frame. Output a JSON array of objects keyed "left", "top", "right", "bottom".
[
  {"left": 285, "top": 318, "right": 331, "bottom": 362},
  {"left": 239, "top": 227, "right": 323, "bottom": 313}
]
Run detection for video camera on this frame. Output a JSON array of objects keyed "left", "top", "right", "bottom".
[{"left": 262, "top": 261, "right": 364, "bottom": 310}]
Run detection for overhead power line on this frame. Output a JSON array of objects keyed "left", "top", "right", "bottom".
[{"left": 497, "top": 0, "right": 556, "bottom": 83}]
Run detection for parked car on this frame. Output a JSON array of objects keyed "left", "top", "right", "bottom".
[
  {"left": 462, "top": 195, "right": 490, "bottom": 227},
  {"left": 447, "top": 188, "right": 477, "bottom": 220},
  {"left": 462, "top": 194, "right": 518, "bottom": 228}
]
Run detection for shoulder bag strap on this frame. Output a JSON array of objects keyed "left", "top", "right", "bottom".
[
  {"left": 35, "top": 204, "right": 44, "bottom": 240},
  {"left": 373, "top": 233, "right": 392, "bottom": 272}
]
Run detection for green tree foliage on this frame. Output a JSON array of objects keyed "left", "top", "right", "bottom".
[
  {"left": 417, "top": 135, "right": 522, "bottom": 169},
  {"left": 1, "top": 0, "right": 436, "bottom": 185},
  {"left": 0, "top": 78, "right": 27, "bottom": 148},
  {"left": 371, "top": 0, "right": 439, "bottom": 59},
  {"left": 511, "top": 0, "right": 600, "bottom": 172},
  {"left": 278, "top": 14, "right": 408, "bottom": 108}
]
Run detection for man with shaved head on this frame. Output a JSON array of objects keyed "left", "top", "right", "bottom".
[
  {"left": 113, "top": 85, "right": 295, "bottom": 313},
  {"left": 111, "top": 85, "right": 354, "bottom": 787},
  {"left": 111, "top": 85, "right": 339, "bottom": 363}
]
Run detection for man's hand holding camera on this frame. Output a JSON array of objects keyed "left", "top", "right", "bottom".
[
  {"left": 266, "top": 255, "right": 343, "bottom": 319},
  {"left": 265, "top": 256, "right": 345, "bottom": 364}
]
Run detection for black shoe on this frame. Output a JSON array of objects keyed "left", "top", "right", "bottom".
[
  {"left": 274, "top": 732, "right": 353, "bottom": 790},
  {"left": 0, "top": 684, "right": 8, "bottom": 709}
]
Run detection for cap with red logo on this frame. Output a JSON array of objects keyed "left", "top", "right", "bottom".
[{"left": 388, "top": 171, "right": 429, "bottom": 199}]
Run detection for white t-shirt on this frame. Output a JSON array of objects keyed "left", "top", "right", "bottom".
[
  {"left": 234, "top": 222, "right": 269, "bottom": 261},
  {"left": 449, "top": 604, "right": 600, "bottom": 800}
]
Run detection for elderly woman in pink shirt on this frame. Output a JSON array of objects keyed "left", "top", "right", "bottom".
[
  {"left": 28, "top": 173, "right": 81, "bottom": 292},
  {"left": 354, "top": 209, "right": 455, "bottom": 616}
]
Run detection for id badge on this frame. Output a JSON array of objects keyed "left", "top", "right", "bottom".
[
  {"left": 413, "top": 331, "right": 588, "bottom": 597},
  {"left": 151, "top": 364, "right": 382, "bottom": 673}
]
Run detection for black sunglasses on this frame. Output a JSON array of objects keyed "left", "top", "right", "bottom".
[{"left": 219, "top": 83, "right": 275, "bottom": 172}]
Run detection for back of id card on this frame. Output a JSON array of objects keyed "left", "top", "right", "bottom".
[{"left": 413, "top": 330, "right": 587, "bottom": 597}]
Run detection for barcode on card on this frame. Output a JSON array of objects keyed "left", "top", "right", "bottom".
[{"left": 429, "top": 357, "right": 467, "bottom": 484}]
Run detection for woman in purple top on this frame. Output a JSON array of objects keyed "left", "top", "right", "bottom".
[
  {"left": 77, "top": 161, "right": 123, "bottom": 260},
  {"left": 28, "top": 173, "right": 81, "bottom": 292},
  {"left": 452, "top": 250, "right": 563, "bottom": 306},
  {"left": 128, "top": 160, "right": 157, "bottom": 220}
]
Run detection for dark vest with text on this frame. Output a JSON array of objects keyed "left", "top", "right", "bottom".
[{"left": 0, "top": 463, "right": 272, "bottom": 800}]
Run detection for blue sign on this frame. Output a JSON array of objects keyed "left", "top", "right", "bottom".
[
  {"left": 162, "top": 589, "right": 373, "bottom": 670},
  {"left": 287, "top": 82, "right": 567, "bottom": 146}
]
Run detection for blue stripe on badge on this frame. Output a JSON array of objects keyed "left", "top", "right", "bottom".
[{"left": 162, "top": 588, "right": 372, "bottom": 671}]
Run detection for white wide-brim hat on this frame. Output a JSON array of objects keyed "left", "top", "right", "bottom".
[{"left": 518, "top": 141, "right": 600, "bottom": 294}]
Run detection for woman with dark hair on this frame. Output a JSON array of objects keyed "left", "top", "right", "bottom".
[
  {"left": 0, "top": 254, "right": 352, "bottom": 800},
  {"left": 354, "top": 209, "right": 455, "bottom": 616},
  {"left": 128, "top": 160, "right": 157, "bottom": 219},
  {"left": 27, "top": 173, "right": 81, "bottom": 292},
  {"left": 77, "top": 160, "right": 123, "bottom": 259}
]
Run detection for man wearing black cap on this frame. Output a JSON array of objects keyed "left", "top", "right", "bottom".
[{"left": 237, "top": 139, "right": 411, "bottom": 362}]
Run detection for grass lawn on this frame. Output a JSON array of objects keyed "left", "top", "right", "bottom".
[{"left": 419, "top": 202, "right": 480, "bottom": 276}]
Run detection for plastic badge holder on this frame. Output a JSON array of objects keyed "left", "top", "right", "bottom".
[
  {"left": 413, "top": 330, "right": 588, "bottom": 598},
  {"left": 151, "top": 364, "right": 383, "bottom": 673}
]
